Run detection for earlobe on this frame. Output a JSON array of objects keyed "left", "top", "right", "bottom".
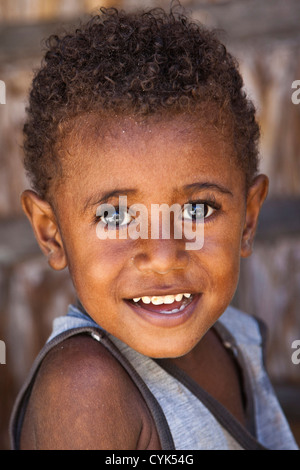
[
  {"left": 21, "top": 190, "right": 67, "bottom": 270},
  {"left": 241, "top": 174, "right": 269, "bottom": 258}
]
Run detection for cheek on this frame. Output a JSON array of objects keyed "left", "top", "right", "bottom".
[
  {"left": 200, "top": 222, "right": 242, "bottom": 295},
  {"left": 66, "top": 235, "right": 132, "bottom": 300}
]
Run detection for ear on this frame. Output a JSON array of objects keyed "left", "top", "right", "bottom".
[
  {"left": 241, "top": 174, "right": 269, "bottom": 258},
  {"left": 21, "top": 190, "right": 67, "bottom": 270}
]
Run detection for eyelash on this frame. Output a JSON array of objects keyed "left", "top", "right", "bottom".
[
  {"left": 92, "top": 196, "right": 221, "bottom": 228},
  {"left": 186, "top": 198, "right": 221, "bottom": 222}
]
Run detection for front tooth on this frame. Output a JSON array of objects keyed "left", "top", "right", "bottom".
[
  {"left": 151, "top": 297, "right": 164, "bottom": 305},
  {"left": 163, "top": 295, "right": 176, "bottom": 304},
  {"left": 140, "top": 294, "right": 187, "bottom": 305}
]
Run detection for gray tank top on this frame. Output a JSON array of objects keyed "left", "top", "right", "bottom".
[{"left": 10, "top": 303, "right": 298, "bottom": 450}]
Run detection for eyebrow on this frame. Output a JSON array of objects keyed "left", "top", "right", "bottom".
[
  {"left": 183, "top": 182, "right": 234, "bottom": 197},
  {"left": 83, "top": 188, "right": 138, "bottom": 212},
  {"left": 83, "top": 181, "right": 233, "bottom": 213}
]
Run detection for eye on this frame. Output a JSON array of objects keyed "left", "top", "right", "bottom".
[
  {"left": 182, "top": 202, "right": 216, "bottom": 221},
  {"left": 99, "top": 207, "right": 133, "bottom": 227}
]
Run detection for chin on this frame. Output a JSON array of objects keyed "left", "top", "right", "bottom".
[{"left": 130, "top": 337, "right": 200, "bottom": 359}]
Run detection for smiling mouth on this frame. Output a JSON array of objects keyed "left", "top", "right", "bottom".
[{"left": 126, "top": 293, "right": 196, "bottom": 315}]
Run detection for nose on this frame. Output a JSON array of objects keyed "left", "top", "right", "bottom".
[{"left": 132, "top": 239, "right": 189, "bottom": 274}]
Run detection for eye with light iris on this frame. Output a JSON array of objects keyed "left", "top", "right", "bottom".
[
  {"left": 101, "top": 208, "right": 132, "bottom": 227},
  {"left": 183, "top": 203, "right": 215, "bottom": 221}
]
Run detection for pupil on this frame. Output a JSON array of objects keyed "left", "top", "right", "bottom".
[
  {"left": 105, "top": 209, "right": 122, "bottom": 225},
  {"left": 191, "top": 204, "right": 207, "bottom": 218}
]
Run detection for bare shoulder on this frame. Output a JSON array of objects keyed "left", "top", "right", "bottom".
[{"left": 20, "top": 334, "right": 160, "bottom": 450}]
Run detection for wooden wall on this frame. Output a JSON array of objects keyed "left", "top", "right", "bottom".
[{"left": 0, "top": 0, "right": 299, "bottom": 449}]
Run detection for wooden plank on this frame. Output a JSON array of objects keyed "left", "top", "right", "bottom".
[
  {"left": 192, "top": 0, "right": 300, "bottom": 45},
  {"left": 1, "top": 0, "right": 300, "bottom": 63},
  {"left": 0, "top": 19, "right": 86, "bottom": 63},
  {"left": 0, "top": 216, "right": 40, "bottom": 266},
  {"left": 274, "top": 384, "right": 300, "bottom": 420},
  {"left": 256, "top": 198, "right": 300, "bottom": 240}
]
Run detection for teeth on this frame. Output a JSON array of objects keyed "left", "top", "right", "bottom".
[
  {"left": 164, "top": 295, "right": 177, "bottom": 304},
  {"left": 151, "top": 297, "right": 164, "bottom": 305},
  {"left": 132, "top": 293, "right": 193, "bottom": 305}
]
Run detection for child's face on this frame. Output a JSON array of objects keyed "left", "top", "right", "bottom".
[{"left": 22, "top": 114, "right": 268, "bottom": 358}]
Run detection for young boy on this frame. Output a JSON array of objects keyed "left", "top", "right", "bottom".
[{"left": 9, "top": 6, "right": 298, "bottom": 450}]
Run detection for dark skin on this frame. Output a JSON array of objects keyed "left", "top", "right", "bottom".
[
  {"left": 21, "top": 336, "right": 162, "bottom": 450},
  {"left": 20, "top": 114, "right": 268, "bottom": 449}
]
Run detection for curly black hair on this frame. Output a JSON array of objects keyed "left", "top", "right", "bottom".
[{"left": 23, "top": 5, "right": 259, "bottom": 198}]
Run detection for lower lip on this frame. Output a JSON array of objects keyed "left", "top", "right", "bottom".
[{"left": 124, "top": 294, "right": 201, "bottom": 328}]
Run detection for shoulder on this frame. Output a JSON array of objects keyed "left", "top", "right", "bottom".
[{"left": 20, "top": 334, "right": 158, "bottom": 450}]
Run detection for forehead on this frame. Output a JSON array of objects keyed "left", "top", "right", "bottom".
[{"left": 56, "top": 113, "right": 241, "bottom": 205}]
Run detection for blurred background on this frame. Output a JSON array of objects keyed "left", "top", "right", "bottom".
[{"left": 0, "top": 0, "right": 299, "bottom": 450}]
